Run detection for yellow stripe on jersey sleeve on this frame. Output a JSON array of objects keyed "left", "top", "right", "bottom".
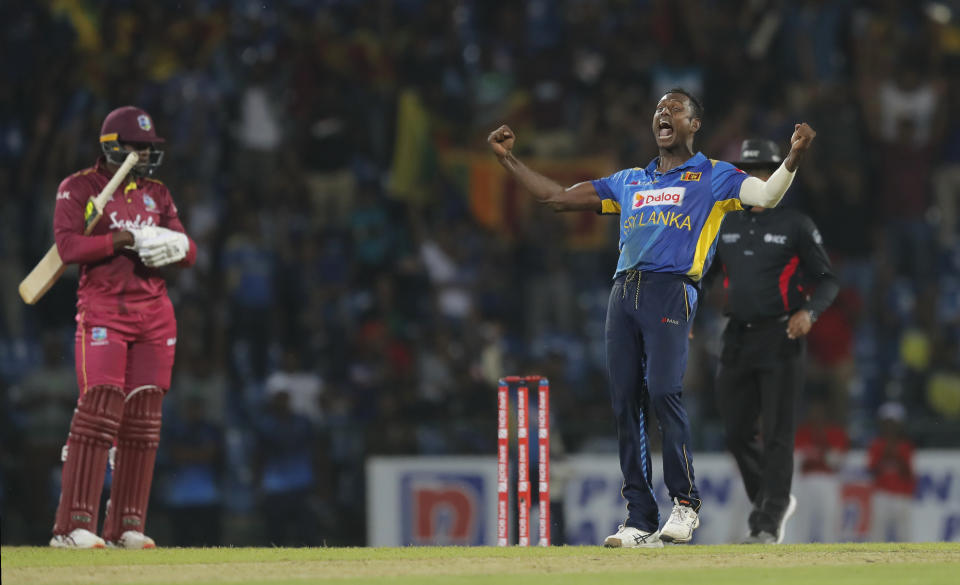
[
  {"left": 687, "top": 198, "right": 743, "bottom": 281},
  {"left": 600, "top": 199, "right": 621, "bottom": 215}
]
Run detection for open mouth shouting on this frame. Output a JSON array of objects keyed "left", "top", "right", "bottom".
[{"left": 657, "top": 117, "right": 674, "bottom": 141}]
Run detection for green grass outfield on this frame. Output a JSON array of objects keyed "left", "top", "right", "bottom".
[{"left": 3, "top": 542, "right": 959, "bottom": 585}]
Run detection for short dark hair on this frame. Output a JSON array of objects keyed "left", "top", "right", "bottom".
[{"left": 666, "top": 88, "right": 703, "bottom": 121}]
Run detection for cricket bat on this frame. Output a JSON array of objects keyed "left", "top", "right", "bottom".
[{"left": 18, "top": 152, "right": 139, "bottom": 304}]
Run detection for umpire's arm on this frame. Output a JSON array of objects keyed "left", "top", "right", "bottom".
[{"left": 788, "top": 215, "right": 840, "bottom": 338}]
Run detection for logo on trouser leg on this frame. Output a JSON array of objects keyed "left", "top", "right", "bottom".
[
  {"left": 661, "top": 317, "right": 680, "bottom": 326},
  {"left": 91, "top": 327, "right": 108, "bottom": 346},
  {"left": 123, "top": 517, "right": 142, "bottom": 527},
  {"left": 71, "top": 514, "right": 92, "bottom": 523}
]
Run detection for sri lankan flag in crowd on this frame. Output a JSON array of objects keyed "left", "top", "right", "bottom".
[
  {"left": 389, "top": 88, "right": 617, "bottom": 249},
  {"left": 442, "top": 151, "right": 617, "bottom": 250},
  {"left": 389, "top": 89, "right": 436, "bottom": 206}
]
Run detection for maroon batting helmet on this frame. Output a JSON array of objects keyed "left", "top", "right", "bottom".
[{"left": 99, "top": 106, "right": 164, "bottom": 174}]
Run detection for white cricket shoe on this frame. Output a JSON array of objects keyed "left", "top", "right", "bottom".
[
  {"left": 660, "top": 498, "right": 700, "bottom": 543},
  {"left": 108, "top": 531, "right": 156, "bottom": 549},
  {"left": 603, "top": 525, "right": 664, "bottom": 548},
  {"left": 776, "top": 494, "right": 797, "bottom": 544},
  {"left": 49, "top": 528, "right": 106, "bottom": 549}
]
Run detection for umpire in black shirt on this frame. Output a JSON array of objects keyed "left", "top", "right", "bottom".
[{"left": 710, "top": 139, "right": 839, "bottom": 544}]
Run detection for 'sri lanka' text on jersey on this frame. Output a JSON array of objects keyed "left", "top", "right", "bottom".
[{"left": 592, "top": 152, "right": 748, "bottom": 281}]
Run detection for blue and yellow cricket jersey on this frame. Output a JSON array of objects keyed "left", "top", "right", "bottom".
[{"left": 592, "top": 152, "right": 747, "bottom": 281}]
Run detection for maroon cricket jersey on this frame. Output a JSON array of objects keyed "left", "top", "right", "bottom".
[{"left": 53, "top": 157, "right": 196, "bottom": 311}]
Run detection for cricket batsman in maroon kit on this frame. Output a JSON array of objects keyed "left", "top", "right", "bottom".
[{"left": 49, "top": 106, "right": 196, "bottom": 549}]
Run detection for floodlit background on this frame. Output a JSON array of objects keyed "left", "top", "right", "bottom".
[{"left": 1, "top": 0, "right": 959, "bottom": 546}]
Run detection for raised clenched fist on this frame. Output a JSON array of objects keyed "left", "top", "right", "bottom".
[
  {"left": 488, "top": 125, "right": 515, "bottom": 159},
  {"left": 790, "top": 123, "right": 816, "bottom": 153}
]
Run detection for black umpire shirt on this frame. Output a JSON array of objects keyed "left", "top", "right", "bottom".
[{"left": 709, "top": 207, "right": 839, "bottom": 323}]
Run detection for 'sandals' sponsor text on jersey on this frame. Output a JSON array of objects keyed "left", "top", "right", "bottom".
[{"left": 53, "top": 157, "right": 193, "bottom": 310}]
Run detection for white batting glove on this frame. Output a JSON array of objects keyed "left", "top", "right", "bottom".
[
  {"left": 140, "top": 247, "right": 177, "bottom": 267},
  {"left": 140, "top": 240, "right": 187, "bottom": 267},
  {"left": 125, "top": 225, "right": 161, "bottom": 250},
  {"left": 138, "top": 228, "right": 189, "bottom": 267}
]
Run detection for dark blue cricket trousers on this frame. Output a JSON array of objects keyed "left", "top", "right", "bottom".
[{"left": 605, "top": 270, "right": 702, "bottom": 532}]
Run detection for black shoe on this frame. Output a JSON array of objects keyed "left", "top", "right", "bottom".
[{"left": 740, "top": 530, "right": 776, "bottom": 544}]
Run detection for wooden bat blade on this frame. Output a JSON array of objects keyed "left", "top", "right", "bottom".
[
  {"left": 18, "top": 151, "right": 139, "bottom": 305},
  {"left": 88, "top": 152, "right": 139, "bottom": 224},
  {"left": 18, "top": 243, "right": 67, "bottom": 304}
]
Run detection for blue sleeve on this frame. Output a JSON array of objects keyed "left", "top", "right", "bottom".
[
  {"left": 591, "top": 169, "right": 629, "bottom": 215},
  {"left": 710, "top": 161, "right": 749, "bottom": 201}
]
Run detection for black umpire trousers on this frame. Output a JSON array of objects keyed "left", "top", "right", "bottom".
[{"left": 716, "top": 316, "right": 805, "bottom": 535}]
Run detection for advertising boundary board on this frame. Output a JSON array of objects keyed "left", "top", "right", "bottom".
[{"left": 366, "top": 451, "right": 960, "bottom": 546}]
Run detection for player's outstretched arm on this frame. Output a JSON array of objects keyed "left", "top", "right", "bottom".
[
  {"left": 488, "top": 125, "right": 601, "bottom": 212},
  {"left": 783, "top": 123, "right": 816, "bottom": 172},
  {"left": 739, "top": 123, "right": 816, "bottom": 208}
]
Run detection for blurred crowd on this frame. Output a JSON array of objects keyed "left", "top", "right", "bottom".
[{"left": 2, "top": 0, "right": 959, "bottom": 546}]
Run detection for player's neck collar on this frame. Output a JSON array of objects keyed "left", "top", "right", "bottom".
[{"left": 647, "top": 152, "right": 704, "bottom": 174}]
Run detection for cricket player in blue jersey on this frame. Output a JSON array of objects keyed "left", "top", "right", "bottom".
[{"left": 488, "top": 89, "right": 816, "bottom": 547}]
